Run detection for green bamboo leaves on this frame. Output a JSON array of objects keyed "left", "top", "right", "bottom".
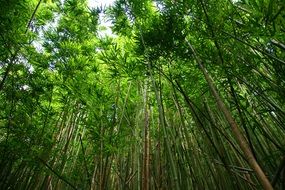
[{"left": 0, "top": 0, "right": 284, "bottom": 189}]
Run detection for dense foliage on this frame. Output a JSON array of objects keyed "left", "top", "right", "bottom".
[{"left": 0, "top": 0, "right": 284, "bottom": 189}]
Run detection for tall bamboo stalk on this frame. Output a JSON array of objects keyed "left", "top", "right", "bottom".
[
  {"left": 187, "top": 41, "right": 273, "bottom": 190},
  {"left": 142, "top": 81, "right": 150, "bottom": 190}
]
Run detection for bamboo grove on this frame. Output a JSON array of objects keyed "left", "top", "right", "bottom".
[{"left": 0, "top": 0, "right": 284, "bottom": 189}]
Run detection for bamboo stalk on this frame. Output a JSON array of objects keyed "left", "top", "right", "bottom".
[{"left": 187, "top": 41, "right": 273, "bottom": 190}]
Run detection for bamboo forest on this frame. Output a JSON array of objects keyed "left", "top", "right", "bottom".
[{"left": 1, "top": 0, "right": 285, "bottom": 189}]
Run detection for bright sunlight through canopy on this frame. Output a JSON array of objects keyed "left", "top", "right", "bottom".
[{"left": 88, "top": 0, "right": 115, "bottom": 8}]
